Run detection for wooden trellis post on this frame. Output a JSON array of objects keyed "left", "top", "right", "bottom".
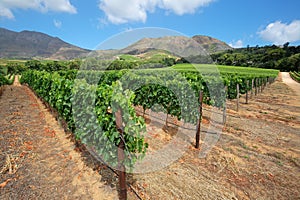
[
  {"left": 260, "top": 78, "right": 263, "bottom": 93},
  {"left": 246, "top": 80, "right": 249, "bottom": 104},
  {"left": 223, "top": 86, "right": 227, "bottom": 125},
  {"left": 236, "top": 83, "right": 239, "bottom": 112},
  {"left": 251, "top": 79, "right": 254, "bottom": 98},
  {"left": 255, "top": 79, "right": 258, "bottom": 96},
  {"left": 115, "top": 109, "right": 127, "bottom": 200},
  {"left": 195, "top": 91, "right": 203, "bottom": 149}
]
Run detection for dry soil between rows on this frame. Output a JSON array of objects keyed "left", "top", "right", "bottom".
[
  {"left": 129, "top": 72, "right": 300, "bottom": 199},
  {"left": 0, "top": 72, "right": 299, "bottom": 200},
  {"left": 0, "top": 76, "right": 117, "bottom": 199}
]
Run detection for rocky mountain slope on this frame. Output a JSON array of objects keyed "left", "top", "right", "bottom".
[
  {"left": 120, "top": 35, "right": 231, "bottom": 57},
  {"left": 0, "top": 28, "right": 231, "bottom": 60},
  {"left": 0, "top": 28, "right": 90, "bottom": 60}
]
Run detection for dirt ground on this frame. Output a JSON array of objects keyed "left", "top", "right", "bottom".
[
  {"left": 0, "top": 72, "right": 299, "bottom": 199},
  {"left": 0, "top": 76, "right": 117, "bottom": 199},
  {"left": 130, "top": 72, "right": 300, "bottom": 200}
]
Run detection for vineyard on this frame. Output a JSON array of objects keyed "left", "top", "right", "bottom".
[
  {"left": 19, "top": 65, "right": 279, "bottom": 171},
  {"left": 1, "top": 62, "right": 300, "bottom": 199},
  {"left": 20, "top": 65, "right": 279, "bottom": 127},
  {"left": 290, "top": 71, "right": 300, "bottom": 83}
]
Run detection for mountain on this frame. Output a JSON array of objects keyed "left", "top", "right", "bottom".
[
  {"left": 120, "top": 35, "right": 231, "bottom": 57},
  {"left": 192, "top": 35, "right": 232, "bottom": 53},
  {"left": 0, "top": 28, "right": 231, "bottom": 60},
  {"left": 0, "top": 28, "right": 90, "bottom": 60}
]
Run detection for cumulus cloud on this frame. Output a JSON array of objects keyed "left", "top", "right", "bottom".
[
  {"left": 0, "top": 0, "right": 77, "bottom": 19},
  {"left": 99, "top": 0, "right": 214, "bottom": 24},
  {"left": 258, "top": 20, "right": 300, "bottom": 45},
  {"left": 0, "top": 6, "right": 14, "bottom": 19},
  {"left": 161, "top": 0, "right": 213, "bottom": 15},
  {"left": 99, "top": 0, "right": 149, "bottom": 24},
  {"left": 229, "top": 40, "right": 243, "bottom": 48},
  {"left": 53, "top": 19, "right": 62, "bottom": 28}
]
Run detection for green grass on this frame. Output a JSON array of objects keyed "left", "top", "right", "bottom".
[
  {"left": 129, "top": 63, "right": 279, "bottom": 79},
  {"left": 146, "top": 53, "right": 171, "bottom": 61},
  {"left": 171, "top": 63, "right": 279, "bottom": 77},
  {"left": 118, "top": 54, "right": 140, "bottom": 61},
  {"left": 137, "top": 50, "right": 177, "bottom": 61},
  {"left": 0, "top": 59, "right": 27, "bottom": 65},
  {"left": 117, "top": 53, "right": 175, "bottom": 63}
]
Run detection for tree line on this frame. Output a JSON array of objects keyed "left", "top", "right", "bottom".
[
  {"left": 1, "top": 59, "right": 81, "bottom": 74},
  {"left": 212, "top": 43, "right": 300, "bottom": 71},
  {"left": 178, "top": 43, "right": 300, "bottom": 72}
]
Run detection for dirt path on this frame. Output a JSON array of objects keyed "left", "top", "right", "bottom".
[
  {"left": 0, "top": 79, "right": 117, "bottom": 199},
  {"left": 281, "top": 72, "right": 300, "bottom": 103},
  {"left": 12, "top": 75, "right": 21, "bottom": 86}
]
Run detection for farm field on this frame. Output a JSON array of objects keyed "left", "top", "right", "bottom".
[
  {"left": 172, "top": 63, "right": 279, "bottom": 76},
  {"left": 1, "top": 1, "right": 300, "bottom": 199},
  {"left": 0, "top": 68, "right": 299, "bottom": 199},
  {"left": 129, "top": 72, "right": 300, "bottom": 199}
]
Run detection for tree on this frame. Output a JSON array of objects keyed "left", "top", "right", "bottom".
[
  {"left": 283, "top": 42, "right": 289, "bottom": 49},
  {"left": 288, "top": 53, "right": 300, "bottom": 72}
]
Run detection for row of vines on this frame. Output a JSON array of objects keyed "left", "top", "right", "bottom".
[
  {"left": 290, "top": 71, "right": 300, "bottom": 83},
  {"left": 0, "top": 74, "right": 15, "bottom": 96},
  {"left": 0, "top": 74, "right": 14, "bottom": 87},
  {"left": 20, "top": 67, "right": 278, "bottom": 199},
  {"left": 20, "top": 70, "right": 148, "bottom": 170},
  {"left": 20, "top": 68, "right": 278, "bottom": 168}
]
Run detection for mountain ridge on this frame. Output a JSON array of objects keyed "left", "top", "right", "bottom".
[
  {"left": 0, "top": 28, "right": 90, "bottom": 60},
  {"left": 120, "top": 35, "right": 232, "bottom": 57},
  {"left": 0, "top": 28, "right": 231, "bottom": 60}
]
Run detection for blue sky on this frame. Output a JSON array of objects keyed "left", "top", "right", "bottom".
[{"left": 0, "top": 0, "right": 300, "bottom": 50}]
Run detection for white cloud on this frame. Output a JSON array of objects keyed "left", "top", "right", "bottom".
[
  {"left": 258, "top": 20, "right": 300, "bottom": 45},
  {"left": 229, "top": 40, "right": 243, "bottom": 48},
  {"left": 99, "top": 0, "right": 148, "bottom": 24},
  {"left": 160, "top": 0, "right": 213, "bottom": 15},
  {"left": 0, "top": 0, "right": 77, "bottom": 19},
  {"left": 53, "top": 19, "right": 62, "bottom": 28},
  {"left": 0, "top": 6, "right": 14, "bottom": 19},
  {"left": 98, "top": 0, "right": 214, "bottom": 24},
  {"left": 42, "top": 0, "right": 77, "bottom": 13}
]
